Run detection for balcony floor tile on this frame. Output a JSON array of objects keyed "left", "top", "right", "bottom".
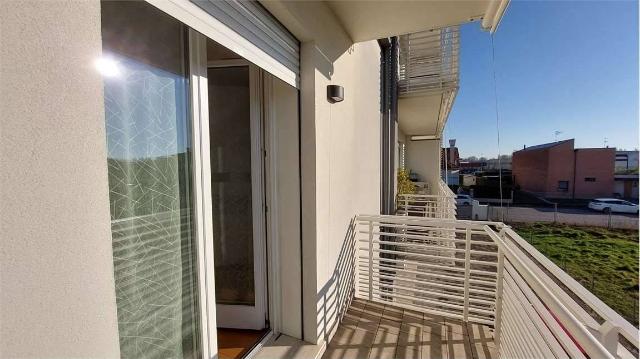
[{"left": 327, "top": 299, "right": 496, "bottom": 359}]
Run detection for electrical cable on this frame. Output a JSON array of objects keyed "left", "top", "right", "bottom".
[{"left": 490, "top": 33, "right": 504, "bottom": 220}]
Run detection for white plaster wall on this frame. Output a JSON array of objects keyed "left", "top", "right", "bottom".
[
  {"left": 262, "top": 1, "right": 381, "bottom": 345},
  {"left": 0, "top": 1, "right": 121, "bottom": 358},
  {"left": 319, "top": 39, "right": 381, "bottom": 343},
  {"left": 398, "top": 128, "right": 407, "bottom": 144},
  {"left": 406, "top": 139, "right": 442, "bottom": 193}
]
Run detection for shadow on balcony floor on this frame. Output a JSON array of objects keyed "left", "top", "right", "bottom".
[{"left": 323, "top": 298, "right": 496, "bottom": 359}]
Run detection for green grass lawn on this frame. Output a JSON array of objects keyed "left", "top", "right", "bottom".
[{"left": 512, "top": 222, "right": 639, "bottom": 326}]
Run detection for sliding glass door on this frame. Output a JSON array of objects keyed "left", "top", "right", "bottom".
[{"left": 101, "top": 2, "right": 199, "bottom": 358}]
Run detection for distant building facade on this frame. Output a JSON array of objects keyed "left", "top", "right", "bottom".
[
  {"left": 457, "top": 158, "right": 511, "bottom": 174},
  {"left": 615, "top": 150, "right": 639, "bottom": 173},
  {"left": 614, "top": 150, "right": 639, "bottom": 199},
  {"left": 485, "top": 157, "right": 512, "bottom": 171},
  {"left": 441, "top": 146, "right": 460, "bottom": 169},
  {"left": 512, "top": 139, "right": 615, "bottom": 199},
  {"left": 459, "top": 160, "right": 486, "bottom": 173}
]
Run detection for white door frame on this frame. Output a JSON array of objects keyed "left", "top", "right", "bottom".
[
  {"left": 188, "top": 29, "right": 218, "bottom": 359},
  {"left": 189, "top": 30, "right": 285, "bottom": 358},
  {"left": 209, "top": 62, "right": 268, "bottom": 330},
  {"left": 262, "top": 73, "right": 282, "bottom": 336}
]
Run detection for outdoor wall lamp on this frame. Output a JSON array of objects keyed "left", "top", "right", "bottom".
[{"left": 327, "top": 85, "right": 344, "bottom": 103}]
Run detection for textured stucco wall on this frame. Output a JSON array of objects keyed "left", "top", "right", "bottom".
[
  {"left": 0, "top": 1, "right": 121, "bottom": 358},
  {"left": 302, "top": 37, "right": 381, "bottom": 346},
  {"left": 319, "top": 39, "right": 381, "bottom": 342}
]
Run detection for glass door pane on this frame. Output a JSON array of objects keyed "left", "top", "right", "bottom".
[
  {"left": 208, "top": 66, "right": 256, "bottom": 306},
  {"left": 101, "top": 2, "right": 199, "bottom": 358}
]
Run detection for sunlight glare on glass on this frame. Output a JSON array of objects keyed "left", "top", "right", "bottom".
[{"left": 95, "top": 56, "right": 120, "bottom": 78}]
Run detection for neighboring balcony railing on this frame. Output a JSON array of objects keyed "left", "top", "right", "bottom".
[
  {"left": 438, "top": 178, "right": 456, "bottom": 197},
  {"left": 397, "top": 193, "right": 457, "bottom": 218},
  {"left": 398, "top": 27, "right": 459, "bottom": 96},
  {"left": 353, "top": 214, "right": 639, "bottom": 359},
  {"left": 397, "top": 181, "right": 457, "bottom": 219}
]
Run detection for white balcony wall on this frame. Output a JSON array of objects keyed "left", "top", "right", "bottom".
[
  {"left": 312, "top": 39, "right": 380, "bottom": 345},
  {"left": 406, "top": 139, "right": 442, "bottom": 193},
  {"left": 0, "top": 1, "right": 121, "bottom": 358},
  {"left": 263, "top": 1, "right": 382, "bottom": 346}
]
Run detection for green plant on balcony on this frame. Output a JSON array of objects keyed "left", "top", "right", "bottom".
[{"left": 397, "top": 169, "right": 416, "bottom": 195}]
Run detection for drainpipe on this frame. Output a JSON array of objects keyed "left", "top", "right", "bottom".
[
  {"left": 378, "top": 37, "right": 398, "bottom": 301},
  {"left": 379, "top": 37, "right": 398, "bottom": 215}
]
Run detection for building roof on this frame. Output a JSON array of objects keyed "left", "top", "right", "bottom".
[{"left": 515, "top": 139, "right": 573, "bottom": 153}]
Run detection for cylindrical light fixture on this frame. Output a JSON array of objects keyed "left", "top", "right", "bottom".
[{"left": 327, "top": 85, "right": 344, "bottom": 103}]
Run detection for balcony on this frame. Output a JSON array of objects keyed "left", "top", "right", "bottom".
[
  {"left": 398, "top": 27, "right": 459, "bottom": 97},
  {"left": 397, "top": 180, "right": 457, "bottom": 219},
  {"left": 323, "top": 214, "right": 639, "bottom": 359},
  {"left": 398, "top": 28, "right": 459, "bottom": 138}
]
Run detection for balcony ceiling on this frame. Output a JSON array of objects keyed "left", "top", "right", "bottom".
[
  {"left": 325, "top": 0, "right": 508, "bottom": 42},
  {"left": 398, "top": 94, "right": 442, "bottom": 136}
]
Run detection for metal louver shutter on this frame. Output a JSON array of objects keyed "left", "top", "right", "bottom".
[{"left": 191, "top": 0, "right": 300, "bottom": 87}]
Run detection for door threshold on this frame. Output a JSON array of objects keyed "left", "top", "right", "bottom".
[
  {"left": 217, "top": 328, "right": 272, "bottom": 359},
  {"left": 251, "top": 334, "right": 326, "bottom": 359},
  {"left": 241, "top": 329, "right": 274, "bottom": 359}
]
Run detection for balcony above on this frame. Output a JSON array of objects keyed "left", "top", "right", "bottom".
[
  {"left": 399, "top": 28, "right": 459, "bottom": 96},
  {"left": 324, "top": 0, "right": 509, "bottom": 42},
  {"left": 398, "top": 27, "right": 459, "bottom": 137}
]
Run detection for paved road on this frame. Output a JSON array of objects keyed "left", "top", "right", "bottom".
[{"left": 457, "top": 205, "right": 638, "bottom": 229}]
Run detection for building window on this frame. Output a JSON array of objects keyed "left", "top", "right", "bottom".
[
  {"left": 584, "top": 177, "right": 596, "bottom": 182},
  {"left": 558, "top": 181, "right": 569, "bottom": 191}
]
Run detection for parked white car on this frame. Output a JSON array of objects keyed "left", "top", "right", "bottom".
[
  {"left": 456, "top": 194, "right": 473, "bottom": 206},
  {"left": 588, "top": 198, "right": 639, "bottom": 214}
]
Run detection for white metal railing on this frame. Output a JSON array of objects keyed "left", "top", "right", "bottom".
[
  {"left": 398, "top": 27, "right": 459, "bottom": 96},
  {"left": 355, "top": 215, "right": 500, "bottom": 326},
  {"left": 438, "top": 178, "right": 456, "bottom": 197},
  {"left": 396, "top": 193, "right": 457, "bottom": 218},
  {"left": 353, "top": 214, "right": 639, "bottom": 359},
  {"left": 397, "top": 181, "right": 457, "bottom": 218},
  {"left": 497, "top": 227, "right": 639, "bottom": 359}
]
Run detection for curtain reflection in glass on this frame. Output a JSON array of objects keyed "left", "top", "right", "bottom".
[
  {"left": 208, "top": 67, "right": 255, "bottom": 306},
  {"left": 101, "top": 2, "right": 199, "bottom": 359}
]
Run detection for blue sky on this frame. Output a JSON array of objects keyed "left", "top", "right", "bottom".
[{"left": 445, "top": 0, "right": 639, "bottom": 159}]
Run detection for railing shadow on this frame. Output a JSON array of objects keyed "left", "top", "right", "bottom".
[{"left": 316, "top": 217, "right": 357, "bottom": 345}]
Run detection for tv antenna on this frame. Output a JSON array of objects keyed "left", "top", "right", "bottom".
[{"left": 554, "top": 131, "right": 562, "bottom": 142}]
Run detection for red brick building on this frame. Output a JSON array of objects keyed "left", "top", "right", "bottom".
[
  {"left": 512, "top": 139, "right": 615, "bottom": 199},
  {"left": 441, "top": 146, "right": 460, "bottom": 169}
]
